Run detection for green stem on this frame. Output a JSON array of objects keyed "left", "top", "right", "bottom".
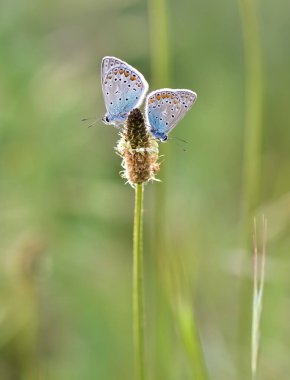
[
  {"left": 238, "top": 0, "right": 263, "bottom": 377},
  {"left": 251, "top": 217, "right": 267, "bottom": 380},
  {"left": 148, "top": 0, "right": 170, "bottom": 87},
  {"left": 133, "top": 183, "right": 145, "bottom": 380},
  {"left": 148, "top": 1, "right": 172, "bottom": 375},
  {"left": 239, "top": 0, "right": 263, "bottom": 238},
  {"left": 148, "top": 0, "right": 171, "bottom": 247},
  {"left": 176, "top": 303, "right": 209, "bottom": 380}
]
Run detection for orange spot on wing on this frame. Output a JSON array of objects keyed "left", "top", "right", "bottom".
[
  {"left": 124, "top": 71, "right": 130, "bottom": 77},
  {"left": 130, "top": 75, "right": 137, "bottom": 81},
  {"left": 156, "top": 94, "right": 161, "bottom": 101},
  {"left": 119, "top": 69, "right": 124, "bottom": 74}
]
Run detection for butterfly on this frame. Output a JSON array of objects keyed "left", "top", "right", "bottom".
[
  {"left": 145, "top": 88, "right": 197, "bottom": 142},
  {"left": 101, "top": 56, "right": 149, "bottom": 127}
]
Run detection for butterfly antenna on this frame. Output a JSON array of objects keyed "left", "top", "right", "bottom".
[
  {"left": 168, "top": 136, "right": 188, "bottom": 152},
  {"left": 81, "top": 117, "right": 103, "bottom": 128},
  {"left": 171, "top": 136, "right": 189, "bottom": 144}
]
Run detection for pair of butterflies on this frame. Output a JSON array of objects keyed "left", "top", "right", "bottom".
[{"left": 101, "top": 56, "right": 197, "bottom": 142}]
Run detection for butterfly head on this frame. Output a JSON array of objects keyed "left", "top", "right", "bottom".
[
  {"left": 102, "top": 114, "right": 110, "bottom": 125},
  {"left": 102, "top": 112, "right": 127, "bottom": 127},
  {"left": 159, "top": 135, "right": 168, "bottom": 143},
  {"left": 151, "top": 130, "right": 168, "bottom": 143}
]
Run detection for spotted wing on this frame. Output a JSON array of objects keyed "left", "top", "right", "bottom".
[
  {"left": 101, "top": 56, "right": 148, "bottom": 123},
  {"left": 145, "top": 88, "right": 197, "bottom": 138}
]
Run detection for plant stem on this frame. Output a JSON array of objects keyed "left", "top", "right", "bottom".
[
  {"left": 239, "top": 0, "right": 263, "bottom": 239},
  {"left": 148, "top": 0, "right": 170, "bottom": 87},
  {"left": 133, "top": 183, "right": 145, "bottom": 380},
  {"left": 148, "top": 0, "right": 171, "bottom": 241},
  {"left": 238, "top": 0, "right": 263, "bottom": 377},
  {"left": 251, "top": 217, "right": 267, "bottom": 380},
  {"left": 176, "top": 302, "right": 209, "bottom": 380},
  {"left": 148, "top": 0, "right": 171, "bottom": 267},
  {"left": 148, "top": 1, "right": 172, "bottom": 376}
]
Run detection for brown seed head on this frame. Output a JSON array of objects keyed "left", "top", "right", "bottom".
[{"left": 116, "top": 108, "right": 160, "bottom": 186}]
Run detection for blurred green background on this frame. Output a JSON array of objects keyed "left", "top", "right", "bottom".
[{"left": 1, "top": 0, "right": 290, "bottom": 379}]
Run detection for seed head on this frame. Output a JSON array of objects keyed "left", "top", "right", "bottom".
[{"left": 116, "top": 108, "right": 160, "bottom": 187}]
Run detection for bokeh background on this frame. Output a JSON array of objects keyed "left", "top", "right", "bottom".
[{"left": 1, "top": 0, "right": 290, "bottom": 379}]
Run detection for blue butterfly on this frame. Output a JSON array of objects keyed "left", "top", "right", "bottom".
[
  {"left": 101, "top": 56, "right": 149, "bottom": 127},
  {"left": 145, "top": 88, "right": 197, "bottom": 141}
]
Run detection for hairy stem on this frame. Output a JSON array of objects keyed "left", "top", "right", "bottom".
[{"left": 133, "top": 183, "right": 145, "bottom": 380}]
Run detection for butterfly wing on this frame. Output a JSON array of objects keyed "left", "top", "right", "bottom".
[
  {"left": 101, "top": 56, "right": 148, "bottom": 126},
  {"left": 145, "top": 89, "right": 197, "bottom": 140}
]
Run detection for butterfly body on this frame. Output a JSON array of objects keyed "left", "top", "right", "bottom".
[
  {"left": 145, "top": 89, "right": 197, "bottom": 141},
  {"left": 101, "top": 56, "right": 148, "bottom": 127}
]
